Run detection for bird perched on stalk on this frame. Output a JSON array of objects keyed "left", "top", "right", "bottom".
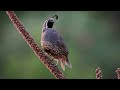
[{"left": 41, "top": 15, "right": 72, "bottom": 71}]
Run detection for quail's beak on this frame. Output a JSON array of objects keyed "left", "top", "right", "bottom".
[{"left": 48, "top": 18, "right": 55, "bottom": 23}]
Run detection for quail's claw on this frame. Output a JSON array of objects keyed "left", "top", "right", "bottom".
[
  {"left": 56, "top": 60, "right": 59, "bottom": 66},
  {"left": 51, "top": 58, "right": 58, "bottom": 66},
  {"left": 54, "top": 59, "right": 58, "bottom": 66}
]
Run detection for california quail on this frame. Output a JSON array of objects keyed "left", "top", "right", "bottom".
[{"left": 41, "top": 15, "right": 72, "bottom": 71}]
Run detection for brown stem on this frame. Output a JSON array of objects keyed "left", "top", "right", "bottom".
[
  {"left": 6, "top": 11, "right": 66, "bottom": 79},
  {"left": 95, "top": 67, "right": 103, "bottom": 79}
]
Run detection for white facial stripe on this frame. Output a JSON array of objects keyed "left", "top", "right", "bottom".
[{"left": 45, "top": 19, "right": 48, "bottom": 28}]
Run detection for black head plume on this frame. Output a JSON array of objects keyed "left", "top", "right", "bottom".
[{"left": 52, "top": 15, "right": 58, "bottom": 20}]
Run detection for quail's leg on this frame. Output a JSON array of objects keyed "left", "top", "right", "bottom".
[{"left": 51, "top": 57, "right": 54, "bottom": 61}]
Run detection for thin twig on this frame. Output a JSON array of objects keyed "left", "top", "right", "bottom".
[
  {"left": 96, "top": 67, "right": 103, "bottom": 79},
  {"left": 6, "top": 11, "right": 66, "bottom": 79},
  {"left": 116, "top": 68, "right": 120, "bottom": 79}
]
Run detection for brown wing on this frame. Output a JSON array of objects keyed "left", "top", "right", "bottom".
[
  {"left": 56, "top": 40, "right": 68, "bottom": 56},
  {"left": 41, "top": 41, "right": 59, "bottom": 57}
]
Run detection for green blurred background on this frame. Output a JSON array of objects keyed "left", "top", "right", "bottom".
[{"left": 0, "top": 11, "right": 120, "bottom": 79}]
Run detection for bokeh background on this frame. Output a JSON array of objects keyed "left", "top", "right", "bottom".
[{"left": 0, "top": 11, "right": 120, "bottom": 79}]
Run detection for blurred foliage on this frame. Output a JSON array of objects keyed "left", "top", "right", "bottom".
[{"left": 0, "top": 11, "right": 120, "bottom": 79}]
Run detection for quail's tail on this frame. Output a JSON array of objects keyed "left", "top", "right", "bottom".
[
  {"left": 60, "top": 60, "right": 65, "bottom": 71},
  {"left": 65, "top": 57, "right": 72, "bottom": 68},
  {"left": 60, "top": 57, "right": 72, "bottom": 71}
]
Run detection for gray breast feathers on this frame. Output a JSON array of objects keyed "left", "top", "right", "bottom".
[{"left": 41, "top": 28, "right": 63, "bottom": 44}]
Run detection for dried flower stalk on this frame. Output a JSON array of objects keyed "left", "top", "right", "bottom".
[
  {"left": 96, "top": 67, "right": 103, "bottom": 79},
  {"left": 116, "top": 68, "right": 120, "bottom": 79}
]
